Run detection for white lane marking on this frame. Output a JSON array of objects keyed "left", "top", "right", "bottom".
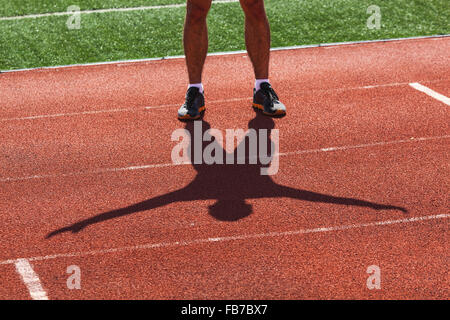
[
  {"left": 278, "top": 135, "right": 450, "bottom": 156},
  {"left": 409, "top": 83, "right": 450, "bottom": 106},
  {"left": 362, "top": 82, "right": 410, "bottom": 89},
  {"left": 0, "top": 107, "right": 142, "bottom": 121},
  {"left": 1, "top": 35, "right": 449, "bottom": 73},
  {"left": 0, "top": 97, "right": 252, "bottom": 122},
  {"left": 0, "top": 0, "right": 238, "bottom": 21},
  {"left": 0, "top": 162, "right": 186, "bottom": 182},
  {"left": 14, "top": 259, "right": 48, "bottom": 300},
  {"left": 1, "top": 214, "right": 448, "bottom": 266},
  {"left": 3, "top": 80, "right": 450, "bottom": 122},
  {"left": 347, "top": 79, "right": 446, "bottom": 91},
  {"left": 1, "top": 135, "right": 448, "bottom": 183}
]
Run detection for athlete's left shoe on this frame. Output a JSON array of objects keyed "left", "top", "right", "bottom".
[{"left": 253, "top": 82, "right": 286, "bottom": 117}]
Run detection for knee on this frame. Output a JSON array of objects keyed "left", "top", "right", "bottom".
[
  {"left": 240, "top": 0, "right": 267, "bottom": 20},
  {"left": 186, "top": 1, "right": 211, "bottom": 24}
]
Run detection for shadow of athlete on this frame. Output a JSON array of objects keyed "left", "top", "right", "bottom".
[{"left": 47, "top": 113, "right": 407, "bottom": 238}]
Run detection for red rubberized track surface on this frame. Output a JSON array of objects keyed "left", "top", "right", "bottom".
[{"left": 0, "top": 37, "right": 449, "bottom": 299}]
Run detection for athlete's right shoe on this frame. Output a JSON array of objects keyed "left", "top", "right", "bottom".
[{"left": 177, "top": 87, "right": 206, "bottom": 121}]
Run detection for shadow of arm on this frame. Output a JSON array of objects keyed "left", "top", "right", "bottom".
[
  {"left": 278, "top": 186, "right": 407, "bottom": 212},
  {"left": 46, "top": 188, "right": 188, "bottom": 238}
]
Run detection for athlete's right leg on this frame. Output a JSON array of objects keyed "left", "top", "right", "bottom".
[
  {"left": 184, "top": 0, "right": 212, "bottom": 84},
  {"left": 178, "top": 0, "right": 212, "bottom": 121}
]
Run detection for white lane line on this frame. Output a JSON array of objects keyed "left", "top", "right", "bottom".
[
  {"left": 0, "top": 97, "right": 252, "bottom": 122},
  {"left": 279, "top": 135, "right": 450, "bottom": 156},
  {"left": 0, "top": 162, "right": 185, "bottom": 182},
  {"left": 409, "top": 83, "right": 450, "bottom": 106},
  {"left": 0, "top": 107, "right": 142, "bottom": 121},
  {"left": 1, "top": 135, "right": 448, "bottom": 183},
  {"left": 339, "top": 79, "right": 446, "bottom": 91},
  {"left": 1, "top": 214, "right": 448, "bottom": 266},
  {"left": 362, "top": 82, "right": 410, "bottom": 89},
  {"left": 3, "top": 80, "right": 450, "bottom": 122},
  {"left": 14, "top": 259, "right": 48, "bottom": 300},
  {"left": 0, "top": 0, "right": 238, "bottom": 21}
]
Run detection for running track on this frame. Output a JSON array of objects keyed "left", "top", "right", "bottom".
[{"left": 0, "top": 37, "right": 448, "bottom": 300}]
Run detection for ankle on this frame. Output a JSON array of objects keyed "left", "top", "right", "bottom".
[
  {"left": 188, "top": 83, "right": 204, "bottom": 94},
  {"left": 255, "top": 79, "right": 269, "bottom": 91}
]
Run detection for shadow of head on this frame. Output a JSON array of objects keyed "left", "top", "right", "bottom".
[{"left": 208, "top": 199, "right": 253, "bottom": 221}]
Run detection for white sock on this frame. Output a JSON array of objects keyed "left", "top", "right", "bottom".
[
  {"left": 255, "top": 79, "right": 269, "bottom": 91},
  {"left": 188, "top": 83, "right": 204, "bottom": 93}
]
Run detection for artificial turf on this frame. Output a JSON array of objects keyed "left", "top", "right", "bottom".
[{"left": 0, "top": 0, "right": 448, "bottom": 70}]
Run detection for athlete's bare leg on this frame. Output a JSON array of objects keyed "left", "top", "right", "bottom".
[
  {"left": 184, "top": 0, "right": 212, "bottom": 83},
  {"left": 239, "top": 0, "right": 271, "bottom": 79}
]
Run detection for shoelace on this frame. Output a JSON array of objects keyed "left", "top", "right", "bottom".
[
  {"left": 261, "top": 85, "right": 279, "bottom": 102},
  {"left": 185, "top": 88, "right": 198, "bottom": 110}
]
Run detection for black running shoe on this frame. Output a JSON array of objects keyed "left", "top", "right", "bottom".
[
  {"left": 178, "top": 87, "right": 206, "bottom": 121},
  {"left": 253, "top": 82, "right": 286, "bottom": 117}
]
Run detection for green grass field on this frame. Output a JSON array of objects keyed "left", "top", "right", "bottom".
[{"left": 0, "top": 0, "right": 448, "bottom": 70}]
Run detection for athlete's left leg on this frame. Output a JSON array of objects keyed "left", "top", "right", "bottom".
[
  {"left": 240, "top": 0, "right": 286, "bottom": 117},
  {"left": 239, "top": 0, "right": 270, "bottom": 79}
]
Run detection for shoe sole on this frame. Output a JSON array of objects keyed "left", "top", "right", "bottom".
[
  {"left": 252, "top": 103, "right": 286, "bottom": 118},
  {"left": 177, "top": 106, "right": 206, "bottom": 122}
]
